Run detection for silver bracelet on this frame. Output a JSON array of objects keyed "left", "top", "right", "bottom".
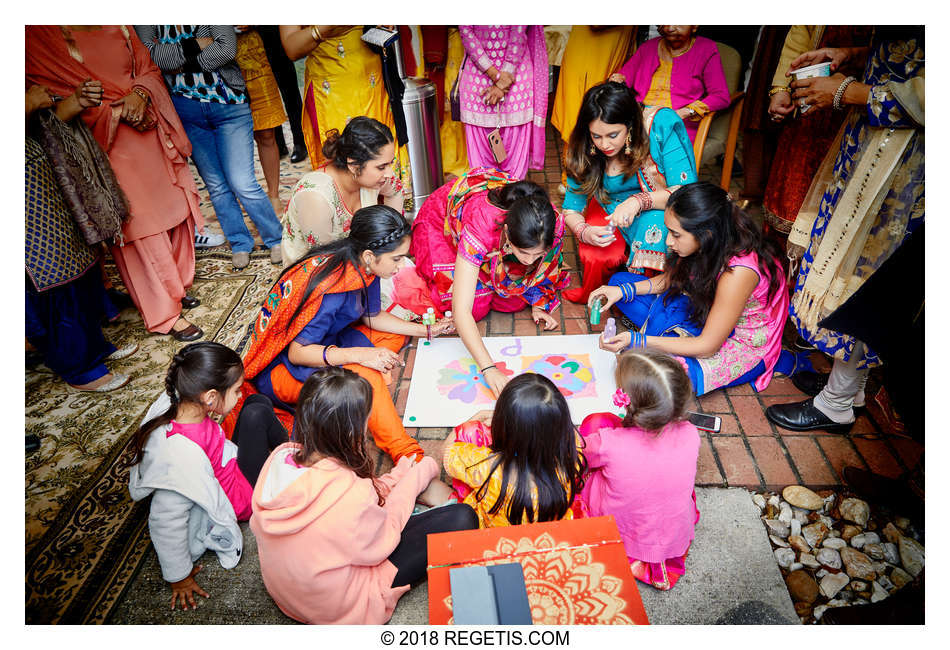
[{"left": 833, "top": 76, "right": 857, "bottom": 111}]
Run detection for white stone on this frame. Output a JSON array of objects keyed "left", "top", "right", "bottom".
[
  {"left": 790, "top": 519, "right": 802, "bottom": 538},
  {"left": 871, "top": 581, "right": 889, "bottom": 603},
  {"left": 840, "top": 497, "right": 870, "bottom": 526},
  {"left": 802, "top": 522, "right": 829, "bottom": 548},
  {"left": 752, "top": 493, "right": 766, "bottom": 510},
  {"left": 813, "top": 604, "right": 828, "bottom": 620},
  {"left": 849, "top": 580, "right": 868, "bottom": 592},
  {"left": 783, "top": 485, "right": 825, "bottom": 510},
  {"left": 822, "top": 494, "right": 835, "bottom": 514},
  {"left": 778, "top": 502, "right": 793, "bottom": 525},
  {"left": 820, "top": 573, "right": 851, "bottom": 599},
  {"left": 850, "top": 532, "right": 880, "bottom": 549},
  {"left": 899, "top": 536, "right": 925, "bottom": 577},
  {"left": 764, "top": 519, "right": 790, "bottom": 538},
  {"left": 770, "top": 534, "right": 789, "bottom": 548},
  {"left": 864, "top": 543, "right": 885, "bottom": 560},
  {"left": 883, "top": 542, "right": 900, "bottom": 565},
  {"left": 789, "top": 562, "right": 804, "bottom": 572},
  {"left": 877, "top": 574, "right": 895, "bottom": 591},
  {"left": 819, "top": 514, "right": 835, "bottom": 529},
  {"left": 817, "top": 548, "right": 842, "bottom": 569},
  {"left": 829, "top": 529, "right": 842, "bottom": 538},
  {"left": 823, "top": 537, "right": 847, "bottom": 550},
  {"left": 792, "top": 507, "right": 810, "bottom": 524},
  {"left": 800, "top": 553, "right": 821, "bottom": 569},
  {"left": 774, "top": 547, "right": 796, "bottom": 568},
  {"left": 826, "top": 598, "right": 850, "bottom": 608},
  {"left": 816, "top": 568, "right": 829, "bottom": 579},
  {"left": 768, "top": 494, "right": 781, "bottom": 508}
]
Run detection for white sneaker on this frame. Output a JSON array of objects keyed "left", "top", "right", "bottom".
[{"left": 195, "top": 228, "right": 226, "bottom": 248}]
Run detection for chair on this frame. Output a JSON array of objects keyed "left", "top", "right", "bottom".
[{"left": 692, "top": 42, "right": 745, "bottom": 191}]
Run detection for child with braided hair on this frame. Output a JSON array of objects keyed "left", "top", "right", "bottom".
[
  {"left": 578, "top": 348, "right": 700, "bottom": 590},
  {"left": 127, "top": 342, "right": 287, "bottom": 610}
]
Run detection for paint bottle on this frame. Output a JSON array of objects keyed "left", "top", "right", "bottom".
[
  {"left": 589, "top": 298, "right": 602, "bottom": 325},
  {"left": 604, "top": 317, "right": 616, "bottom": 340}
]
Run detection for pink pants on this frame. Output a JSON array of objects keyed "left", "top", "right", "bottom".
[{"left": 464, "top": 122, "right": 531, "bottom": 180}]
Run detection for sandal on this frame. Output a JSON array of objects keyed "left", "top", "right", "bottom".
[
  {"left": 68, "top": 372, "right": 130, "bottom": 392},
  {"left": 106, "top": 343, "right": 139, "bottom": 361}
]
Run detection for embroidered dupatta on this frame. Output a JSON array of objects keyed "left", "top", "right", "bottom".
[{"left": 444, "top": 167, "right": 570, "bottom": 312}]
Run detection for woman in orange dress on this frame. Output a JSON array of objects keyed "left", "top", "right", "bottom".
[{"left": 26, "top": 25, "right": 205, "bottom": 341}]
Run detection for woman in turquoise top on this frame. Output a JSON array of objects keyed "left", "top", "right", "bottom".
[{"left": 561, "top": 81, "right": 696, "bottom": 303}]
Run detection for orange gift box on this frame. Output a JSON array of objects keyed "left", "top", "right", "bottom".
[{"left": 427, "top": 516, "right": 649, "bottom": 625}]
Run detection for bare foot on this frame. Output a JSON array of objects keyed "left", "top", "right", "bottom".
[
  {"left": 417, "top": 478, "right": 454, "bottom": 507},
  {"left": 69, "top": 373, "right": 117, "bottom": 390}
]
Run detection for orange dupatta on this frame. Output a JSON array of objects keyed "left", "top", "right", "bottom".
[{"left": 223, "top": 256, "right": 376, "bottom": 436}]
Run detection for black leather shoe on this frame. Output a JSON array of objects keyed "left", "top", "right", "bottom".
[
  {"left": 180, "top": 295, "right": 201, "bottom": 309},
  {"left": 290, "top": 147, "right": 308, "bottom": 164},
  {"left": 791, "top": 370, "right": 828, "bottom": 396},
  {"left": 765, "top": 398, "right": 854, "bottom": 433},
  {"left": 170, "top": 322, "right": 204, "bottom": 342}
]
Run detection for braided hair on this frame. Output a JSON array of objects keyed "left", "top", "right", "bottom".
[
  {"left": 283, "top": 204, "right": 411, "bottom": 327},
  {"left": 486, "top": 180, "right": 557, "bottom": 251},
  {"left": 614, "top": 349, "right": 691, "bottom": 434},
  {"left": 322, "top": 116, "right": 394, "bottom": 174},
  {"left": 125, "top": 342, "right": 243, "bottom": 468}
]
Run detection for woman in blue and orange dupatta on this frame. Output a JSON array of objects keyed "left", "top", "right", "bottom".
[
  {"left": 406, "top": 168, "right": 569, "bottom": 397},
  {"left": 225, "top": 205, "right": 454, "bottom": 462}
]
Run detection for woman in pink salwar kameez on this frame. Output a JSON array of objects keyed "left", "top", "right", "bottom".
[{"left": 457, "top": 25, "right": 547, "bottom": 180}]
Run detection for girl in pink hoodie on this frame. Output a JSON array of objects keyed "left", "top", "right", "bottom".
[{"left": 251, "top": 367, "right": 478, "bottom": 624}]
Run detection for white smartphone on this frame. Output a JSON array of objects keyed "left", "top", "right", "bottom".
[{"left": 687, "top": 411, "right": 721, "bottom": 433}]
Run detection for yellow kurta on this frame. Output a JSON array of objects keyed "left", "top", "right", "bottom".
[
  {"left": 235, "top": 30, "right": 287, "bottom": 131},
  {"left": 440, "top": 27, "right": 469, "bottom": 179},
  {"left": 301, "top": 27, "right": 411, "bottom": 203},
  {"left": 550, "top": 26, "right": 636, "bottom": 142}
]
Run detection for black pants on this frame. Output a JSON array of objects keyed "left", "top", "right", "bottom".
[
  {"left": 389, "top": 504, "right": 479, "bottom": 588},
  {"left": 256, "top": 25, "right": 306, "bottom": 150},
  {"left": 232, "top": 393, "right": 289, "bottom": 486}
]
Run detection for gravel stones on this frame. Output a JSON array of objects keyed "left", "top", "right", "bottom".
[
  {"left": 817, "top": 548, "right": 842, "bottom": 570},
  {"left": 890, "top": 567, "right": 913, "bottom": 589},
  {"left": 774, "top": 547, "right": 796, "bottom": 568},
  {"left": 764, "top": 519, "right": 790, "bottom": 538},
  {"left": 819, "top": 573, "right": 851, "bottom": 599},
  {"left": 864, "top": 543, "right": 885, "bottom": 560},
  {"left": 822, "top": 537, "right": 847, "bottom": 550},
  {"left": 783, "top": 486, "right": 825, "bottom": 510},
  {"left": 841, "top": 524, "right": 863, "bottom": 542},
  {"left": 800, "top": 553, "right": 821, "bottom": 569},
  {"left": 840, "top": 548, "right": 877, "bottom": 580},
  {"left": 898, "top": 536, "right": 925, "bottom": 577},
  {"left": 850, "top": 532, "right": 880, "bottom": 549},
  {"left": 883, "top": 542, "right": 900, "bottom": 565},
  {"left": 770, "top": 534, "right": 789, "bottom": 548},
  {"left": 752, "top": 493, "right": 766, "bottom": 510},
  {"left": 790, "top": 519, "right": 802, "bottom": 538},
  {"left": 786, "top": 570, "right": 820, "bottom": 603},
  {"left": 802, "top": 521, "right": 830, "bottom": 548},
  {"left": 882, "top": 522, "right": 902, "bottom": 544},
  {"left": 839, "top": 498, "right": 870, "bottom": 527},
  {"left": 871, "top": 581, "right": 889, "bottom": 603}
]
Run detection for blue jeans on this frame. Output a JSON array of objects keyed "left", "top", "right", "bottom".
[
  {"left": 608, "top": 272, "right": 769, "bottom": 395},
  {"left": 172, "top": 96, "right": 283, "bottom": 253}
]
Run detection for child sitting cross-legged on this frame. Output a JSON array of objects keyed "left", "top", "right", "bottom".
[
  {"left": 578, "top": 349, "right": 700, "bottom": 590},
  {"left": 442, "top": 373, "right": 588, "bottom": 528}
]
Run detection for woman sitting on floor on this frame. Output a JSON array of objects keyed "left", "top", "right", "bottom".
[
  {"left": 590, "top": 182, "right": 793, "bottom": 396},
  {"left": 561, "top": 81, "right": 696, "bottom": 304},
  {"left": 226, "top": 205, "right": 454, "bottom": 462},
  {"left": 406, "top": 168, "right": 570, "bottom": 398}
]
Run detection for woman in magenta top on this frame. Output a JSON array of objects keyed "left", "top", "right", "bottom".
[
  {"left": 610, "top": 25, "right": 730, "bottom": 143},
  {"left": 580, "top": 349, "right": 700, "bottom": 590},
  {"left": 457, "top": 25, "right": 548, "bottom": 179}
]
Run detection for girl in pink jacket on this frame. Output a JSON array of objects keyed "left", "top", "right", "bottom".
[
  {"left": 250, "top": 367, "right": 478, "bottom": 624},
  {"left": 578, "top": 349, "right": 700, "bottom": 591}
]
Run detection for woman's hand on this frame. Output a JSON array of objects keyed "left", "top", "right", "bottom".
[
  {"left": 495, "top": 70, "right": 515, "bottom": 92},
  {"left": 74, "top": 79, "right": 103, "bottom": 109},
  {"left": 791, "top": 73, "right": 845, "bottom": 113},
  {"left": 588, "top": 284, "right": 623, "bottom": 313},
  {"left": 675, "top": 107, "right": 697, "bottom": 121},
  {"left": 607, "top": 72, "right": 626, "bottom": 84},
  {"left": 430, "top": 317, "right": 456, "bottom": 337},
  {"left": 610, "top": 196, "right": 643, "bottom": 228},
  {"left": 768, "top": 90, "right": 795, "bottom": 123},
  {"left": 378, "top": 175, "right": 404, "bottom": 198},
  {"left": 788, "top": 47, "right": 850, "bottom": 74},
  {"left": 169, "top": 565, "right": 209, "bottom": 611},
  {"left": 356, "top": 347, "right": 404, "bottom": 373},
  {"left": 26, "top": 85, "right": 54, "bottom": 115},
  {"left": 482, "top": 366, "right": 509, "bottom": 398},
  {"left": 581, "top": 224, "right": 616, "bottom": 247},
  {"left": 599, "top": 330, "right": 631, "bottom": 353},
  {"left": 481, "top": 84, "right": 505, "bottom": 106},
  {"left": 531, "top": 306, "right": 558, "bottom": 331},
  {"left": 115, "top": 91, "right": 147, "bottom": 124}
]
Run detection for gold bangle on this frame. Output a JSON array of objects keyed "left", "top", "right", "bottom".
[
  {"left": 132, "top": 87, "right": 150, "bottom": 104},
  {"left": 310, "top": 25, "right": 322, "bottom": 43},
  {"left": 768, "top": 86, "right": 790, "bottom": 97}
]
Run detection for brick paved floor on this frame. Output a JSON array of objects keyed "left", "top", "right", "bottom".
[{"left": 381, "top": 125, "right": 921, "bottom": 492}]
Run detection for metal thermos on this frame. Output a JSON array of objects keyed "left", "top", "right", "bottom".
[{"left": 393, "top": 40, "right": 443, "bottom": 220}]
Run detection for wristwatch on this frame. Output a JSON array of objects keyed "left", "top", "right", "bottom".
[{"left": 685, "top": 107, "right": 697, "bottom": 118}]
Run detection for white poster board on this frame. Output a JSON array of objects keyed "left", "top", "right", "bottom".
[{"left": 402, "top": 334, "right": 618, "bottom": 427}]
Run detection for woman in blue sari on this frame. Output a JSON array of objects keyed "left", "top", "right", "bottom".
[{"left": 561, "top": 81, "right": 696, "bottom": 303}]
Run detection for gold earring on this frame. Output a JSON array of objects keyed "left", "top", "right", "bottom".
[
  {"left": 624, "top": 131, "right": 632, "bottom": 155},
  {"left": 589, "top": 143, "right": 596, "bottom": 155}
]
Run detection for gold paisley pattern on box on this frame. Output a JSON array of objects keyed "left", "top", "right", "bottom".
[{"left": 441, "top": 532, "right": 635, "bottom": 625}]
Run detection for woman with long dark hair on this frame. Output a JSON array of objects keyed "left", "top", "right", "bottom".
[
  {"left": 226, "top": 205, "right": 454, "bottom": 462},
  {"left": 407, "top": 168, "right": 570, "bottom": 397},
  {"left": 561, "top": 81, "right": 697, "bottom": 304},
  {"left": 589, "top": 182, "right": 791, "bottom": 395},
  {"left": 442, "top": 373, "right": 587, "bottom": 528},
  {"left": 280, "top": 116, "right": 405, "bottom": 265}
]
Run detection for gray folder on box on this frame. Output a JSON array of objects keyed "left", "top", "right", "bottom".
[{"left": 449, "top": 563, "right": 532, "bottom": 625}]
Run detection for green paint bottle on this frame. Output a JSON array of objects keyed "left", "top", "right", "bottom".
[{"left": 589, "top": 298, "right": 602, "bottom": 325}]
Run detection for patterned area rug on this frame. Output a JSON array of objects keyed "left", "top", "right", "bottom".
[{"left": 25, "top": 136, "right": 310, "bottom": 624}]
